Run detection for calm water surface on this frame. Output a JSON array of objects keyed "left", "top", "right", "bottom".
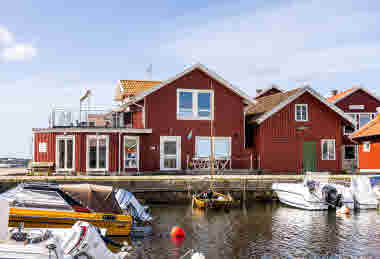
[{"left": 125, "top": 202, "right": 380, "bottom": 258}]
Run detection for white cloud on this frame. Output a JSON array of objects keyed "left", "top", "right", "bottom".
[
  {"left": 0, "top": 26, "right": 13, "bottom": 46},
  {"left": 2, "top": 44, "right": 37, "bottom": 61},
  {"left": 0, "top": 25, "right": 37, "bottom": 62},
  {"left": 159, "top": 0, "right": 380, "bottom": 92}
]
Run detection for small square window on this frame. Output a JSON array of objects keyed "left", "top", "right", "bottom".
[
  {"left": 295, "top": 104, "right": 308, "bottom": 122},
  {"left": 344, "top": 146, "right": 356, "bottom": 160}
]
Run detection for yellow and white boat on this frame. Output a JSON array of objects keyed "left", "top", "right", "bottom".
[
  {"left": 2, "top": 183, "right": 132, "bottom": 236},
  {"left": 192, "top": 191, "right": 233, "bottom": 209}
]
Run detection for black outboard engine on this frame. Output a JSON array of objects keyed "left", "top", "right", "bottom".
[{"left": 322, "top": 185, "right": 340, "bottom": 208}]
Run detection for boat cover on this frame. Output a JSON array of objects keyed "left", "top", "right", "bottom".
[
  {"left": 351, "top": 176, "right": 378, "bottom": 203},
  {"left": 115, "top": 189, "right": 152, "bottom": 222},
  {"left": 60, "top": 184, "right": 122, "bottom": 214}
]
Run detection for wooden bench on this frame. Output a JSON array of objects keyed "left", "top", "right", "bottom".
[{"left": 27, "top": 162, "right": 54, "bottom": 176}]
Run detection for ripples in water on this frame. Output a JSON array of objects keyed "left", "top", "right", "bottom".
[{"left": 117, "top": 202, "right": 380, "bottom": 258}]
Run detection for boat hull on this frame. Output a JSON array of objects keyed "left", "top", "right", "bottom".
[
  {"left": 273, "top": 183, "right": 328, "bottom": 210},
  {"left": 192, "top": 192, "right": 233, "bottom": 209},
  {"left": 9, "top": 207, "right": 132, "bottom": 236}
]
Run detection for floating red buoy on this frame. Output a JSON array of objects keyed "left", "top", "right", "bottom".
[{"left": 170, "top": 226, "right": 185, "bottom": 238}]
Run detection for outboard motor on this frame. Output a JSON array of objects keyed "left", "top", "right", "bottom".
[{"left": 322, "top": 185, "right": 340, "bottom": 208}]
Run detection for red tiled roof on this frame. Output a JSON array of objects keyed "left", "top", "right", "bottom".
[
  {"left": 327, "top": 88, "right": 357, "bottom": 103},
  {"left": 115, "top": 80, "right": 162, "bottom": 101},
  {"left": 351, "top": 115, "right": 380, "bottom": 139}
]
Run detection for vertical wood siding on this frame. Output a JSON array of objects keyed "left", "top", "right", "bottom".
[{"left": 255, "top": 92, "right": 346, "bottom": 173}]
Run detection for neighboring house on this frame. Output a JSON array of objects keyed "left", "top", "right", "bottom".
[
  {"left": 33, "top": 64, "right": 255, "bottom": 174},
  {"left": 255, "top": 85, "right": 283, "bottom": 100},
  {"left": 245, "top": 87, "right": 356, "bottom": 173},
  {"left": 328, "top": 87, "right": 380, "bottom": 170},
  {"left": 350, "top": 110, "right": 380, "bottom": 173}
]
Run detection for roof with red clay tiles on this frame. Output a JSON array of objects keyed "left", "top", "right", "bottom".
[
  {"left": 351, "top": 115, "right": 380, "bottom": 139},
  {"left": 327, "top": 87, "right": 358, "bottom": 103},
  {"left": 116, "top": 80, "right": 162, "bottom": 101}
]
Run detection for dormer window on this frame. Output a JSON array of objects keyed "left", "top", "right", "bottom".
[
  {"left": 177, "top": 89, "right": 213, "bottom": 120},
  {"left": 295, "top": 104, "right": 308, "bottom": 122}
]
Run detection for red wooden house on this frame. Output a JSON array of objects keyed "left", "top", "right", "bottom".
[
  {"left": 33, "top": 64, "right": 255, "bottom": 174},
  {"left": 245, "top": 87, "right": 356, "bottom": 173},
  {"left": 350, "top": 110, "right": 380, "bottom": 173},
  {"left": 327, "top": 87, "right": 380, "bottom": 170}
]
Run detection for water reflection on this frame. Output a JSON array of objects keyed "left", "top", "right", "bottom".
[{"left": 115, "top": 203, "right": 380, "bottom": 258}]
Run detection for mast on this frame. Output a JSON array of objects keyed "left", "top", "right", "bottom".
[{"left": 210, "top": 80, "right": 214, "bottom": 189}]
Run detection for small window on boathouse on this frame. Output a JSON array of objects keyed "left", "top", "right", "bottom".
[{"left": 295, "top": 104, "right": 308, "bottom": 122}]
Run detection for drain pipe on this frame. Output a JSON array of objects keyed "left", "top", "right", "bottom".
[{"left": 118, "top": 132, "right": 121, "bottom": 175}]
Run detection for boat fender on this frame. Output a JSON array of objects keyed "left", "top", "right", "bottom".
[{"left": 170, "top": 226, "right": 185, "bottom": 238}]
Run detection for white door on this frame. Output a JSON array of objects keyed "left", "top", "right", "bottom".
[
  {"left": 124, "top": 136, "right": 139, "bottom": 171},
  {"left": 56, "top": 136, "right": 75, "bottom": 171},
  {"left": 160, "top": 136, "right": 181, "bottom": 170}
]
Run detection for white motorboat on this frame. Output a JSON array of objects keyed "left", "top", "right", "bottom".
[
  {"left": 0, "top": 198, "right": 132, "bottom": 259},
  {"left": 349, "top": 175, "right": 379, "bottom": 210},
  {"left": 272, "top": 175, "right": 346, "bottom": 210}
]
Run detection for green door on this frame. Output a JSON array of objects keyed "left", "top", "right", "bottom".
[{"left": 302, "top": 141, "right": 317, "bottom": 172}]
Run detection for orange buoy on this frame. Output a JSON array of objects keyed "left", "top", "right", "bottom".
[{"left": 170, "top": 226, "right": 185, "bottom": 238}]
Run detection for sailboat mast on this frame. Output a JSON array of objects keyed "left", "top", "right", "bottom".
[{"left": 210, "top": 80, "right": 214, "bottom": 187}]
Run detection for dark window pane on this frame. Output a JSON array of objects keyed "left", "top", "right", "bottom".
[
  {"left": 99, "top": 138, "right": 107, "bottom": 169},
  {"left": 89, "top": 138, "right": 97, "bottom": 169},
  {"left": 67, "top": 139, "right": 73, "bottom": 169},
  {"left": 345, "top": 125, "right": 355, "bottom": 134},
  {"left": 344, "top": 146, "right": 356, "bottom": 160},
  {"left": 164, "top": 158, "right": 176, "bottom": 168},
  {"left": 179, "top": 92, "right": 193, "bottom": 109},
  {"left": 198, "top": 92, "right": 211, "bottom": 115},
  {"left": 58, "top": 140, "right": 65, "bottom": 169},
  {"left": 164, "top": 141, "right": 176, "bottom": 155}
]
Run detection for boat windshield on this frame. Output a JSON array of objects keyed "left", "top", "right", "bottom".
[
  {"left": 60, "top": 184, "right": 122, "bottom": 214},
  {"left": 0, "top": 185, "right": 73, "bottom": 211}
]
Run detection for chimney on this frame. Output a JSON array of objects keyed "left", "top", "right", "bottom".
[
  {"left": 331, "top": 90, "right": 338, "bottom": 96},
  {"left": 256, "top": 89, "right": 263, "bottom": 95}
]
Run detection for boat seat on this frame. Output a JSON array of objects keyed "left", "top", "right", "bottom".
[{"left": 27, "top": 162, "right": 54, "bottom": 176}]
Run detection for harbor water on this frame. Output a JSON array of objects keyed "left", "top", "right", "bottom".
[{"left": 125, "top": 202, "right": 380, "bottom": 258}]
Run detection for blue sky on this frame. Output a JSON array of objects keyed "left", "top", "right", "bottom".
[{"left": 1, "top": 0, "right": 380, "bottom": 158}]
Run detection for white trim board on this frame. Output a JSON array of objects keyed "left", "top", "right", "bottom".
[
  {"left": 359, "top": 169, "right": 380, "bottom": 173},
  {"left": 331, "top": 87, "right": 380, "bottom": 105},
  {"left": 126, "top": 63, "right": 256, "bottom": 106},
  {"left": 33, "top": 128, "right": 152, "bottom": 134},
  {"left": 255, "top": 87, "right": 357, "bottom": 126}
]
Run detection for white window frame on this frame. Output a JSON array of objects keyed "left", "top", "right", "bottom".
[
  {"left": 343, "top": 145, "right": 356, "bottom": 160},
  {"left": 195, "top": 136, "right": 232, "bottom": 159},
  {"left": 295, "top": 104, "right": 308, "bottom": 122},
  {"left": 177, "top": 89, "right": 214, "bottom": 120},
  {"left": 160, "top": 136, "right": 181, "bottom": 170},
  {"left": 56, "top": 136, "right": 75, "bottom": 171},
  {"left": 321, "top": 139, "right": 336, "bottom": 161},
  {"left": 363, "top": 142, "right": 371, "bottom": 152},
  {"left": 86, "top": 135, "right": 109, "bottom": 171},
  {"left": 123, "top": 136, "right": 139, "bottom": 170}
]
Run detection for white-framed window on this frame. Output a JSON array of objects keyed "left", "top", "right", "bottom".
[
  {"left": 321, "top": 139, "right": 336, "bottom": 160},
  {"left": 295, "top": 104, "right": 308, "bottom": 122},
  {"left": 344, "top": 145, "right": 356, "bottom": 160},
  {"left": 56, "top": 136, "right": 75, "bottom": 171},
  {"left": 124, "top": 136, "right": 139, "bottom": 169},
  {"left": 359, "top": 114, "right": 372, "bottom": 129},
  {"left": 363, "top": 142, "right": 371, "bottom": 152},
  {"left": 177, "top": 89, "right": 214, "bottom": 120},
  {"left": 195, "top": 136, "right": 231, "bottom": 158},
  {"left": 86, "top": 135, "right": 109, "bottom": 171}
]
